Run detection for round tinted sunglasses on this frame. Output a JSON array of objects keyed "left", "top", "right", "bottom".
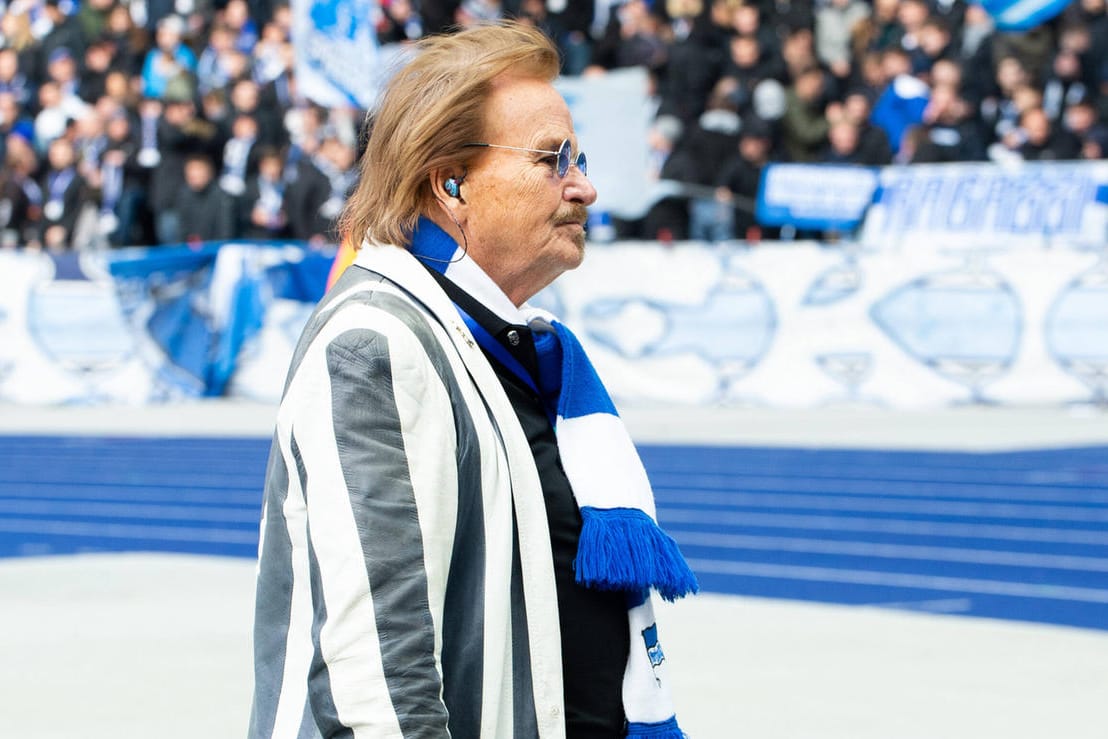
[{"left": 462, "top": 139, "right": 587, "bottom": 178}]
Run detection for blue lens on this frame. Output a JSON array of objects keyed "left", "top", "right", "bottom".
[{"left": 557, "top": 140, "right": 586, "bottom": 178}]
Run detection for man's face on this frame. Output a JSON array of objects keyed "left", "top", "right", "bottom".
[
  {"left": 184, "top": 159, "right": 214, "bottom": 189},
  {"left": 48, "top": 139, "right": 75, "bottom": 169},
  {"left": 455, "top": 75, "right": 597, "bottom": 305}
]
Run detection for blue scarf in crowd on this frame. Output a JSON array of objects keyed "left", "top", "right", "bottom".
[{"left": 410, "top": 218, "right": 697, "bottom": 738}]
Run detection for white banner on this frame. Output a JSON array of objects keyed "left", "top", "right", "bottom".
[
  {"left": 535, "top": 240, "right": 1106, "bottom": 409},
  {"left": 861, "top": 161, "right": 1108, "bottom": 251},
  {"left": 2, "top": 239, "right": 1106, "bottom": 410},
  {"left": 556, "top": 67, "right": 655, "bottom": 220}
]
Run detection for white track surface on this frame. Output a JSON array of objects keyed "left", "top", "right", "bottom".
[{"left": 2, "top": 402, "right": 1107, "bottom": 738}]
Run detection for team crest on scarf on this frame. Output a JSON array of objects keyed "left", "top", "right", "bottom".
[{"left": 642, "top": 622, "right": 665, "bottom": 681}]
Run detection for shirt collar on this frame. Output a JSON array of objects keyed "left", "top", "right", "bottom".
[{"left": 410, "top": 216, "right": 526, "bottom": 326}]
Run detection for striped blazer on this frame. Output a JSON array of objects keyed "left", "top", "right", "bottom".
[{"left": 249, "top": 244, "right": 568, "bottom": 738}]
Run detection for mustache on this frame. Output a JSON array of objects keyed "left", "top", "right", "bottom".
[{"left": 554, "top": 205, "right": 589, "bottom": 226}]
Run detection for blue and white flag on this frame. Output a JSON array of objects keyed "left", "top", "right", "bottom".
[
  {"left": 756, "top": 163, "right": 880, "bottom": 231},
  {"left": 291, "top": 0, "right": 407, "bottom": 109},
  {"left": 979, "top": 0, "right": 1075, "bottom": 31}
]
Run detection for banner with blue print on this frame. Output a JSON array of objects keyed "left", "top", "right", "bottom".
[
  {"left": 0, "top": 236, "right": 1105, "bottom": 410},
  {"left": 860, "top": 161, "right": 1108, "bottom": 250},
  {"left": 756, "top": 164, "right": 880, "bottom": 231},
  {"left": 291, "top": 0, "right": 408, "bottom": 109},
  {"left": 0, "top": 244, "right": 332, "bottom": 406},
  {"left": 538, "top": 242, "right": 1106, "bottom": 409},
  {"left": 979, "top": 0, "right": 1075, "bottom": 31}
]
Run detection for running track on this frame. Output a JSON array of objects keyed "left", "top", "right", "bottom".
[{"left": 1, "top": 435, "right": 1105, "bottom": 631}]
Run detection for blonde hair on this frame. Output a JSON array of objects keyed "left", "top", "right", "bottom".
[{"left": 338, "top": 21, "right": 560, "bottom": 249}]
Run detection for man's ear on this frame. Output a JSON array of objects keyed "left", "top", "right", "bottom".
[{"left": 430, "top": 166, "right": 466, "bottom": 205}]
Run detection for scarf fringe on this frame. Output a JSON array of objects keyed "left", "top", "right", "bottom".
[
  {"left": 626, "top": 717, "right": 687, "bottom": 737},
  {"left": 575, "top": 507, "right": 699, "bottom": 602}
]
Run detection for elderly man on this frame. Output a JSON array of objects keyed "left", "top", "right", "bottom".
[{"left": 249, "top": 22, "right": 695, "bottom": 739}]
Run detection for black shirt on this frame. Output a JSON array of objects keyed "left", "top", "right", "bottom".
[{"left": 428, "top": 269, "right": 629, "bottom": 738}]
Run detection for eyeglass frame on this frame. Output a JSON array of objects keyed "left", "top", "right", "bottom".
[{"left": 461, "top": 139, "right": 587, "bottom": 179}]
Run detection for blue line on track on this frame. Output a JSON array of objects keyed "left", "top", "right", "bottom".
[{"left": 1, "top": 436, "right": 1105, "bottom": 630}]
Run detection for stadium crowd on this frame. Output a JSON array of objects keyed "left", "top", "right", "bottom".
[{"left": 0, "top": 0, "right": 1105, "bottom": 249}]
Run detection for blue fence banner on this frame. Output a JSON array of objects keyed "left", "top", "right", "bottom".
[{"left": 756, "top": 164, "right": 880, "bottom": 231}]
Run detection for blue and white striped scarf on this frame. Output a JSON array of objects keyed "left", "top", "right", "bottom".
[{"left": 411, "top": 218, "right": 698, "bottom": 738}]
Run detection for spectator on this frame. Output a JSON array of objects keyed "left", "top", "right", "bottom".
[
  {"left": 37, "top": 0, "right": 88, "bottom": 83},
  {"left": 815, "top": 0, "right": 870, "bottom": 80},
  {"left": 283, "top": 130, "right": 334, "bottom": 243},
  {"left": 870, "top": 47, "right": 929, "bottom": 154},
  {"left": 721, "top": 34, "right": 778, "bottom": 116},
  {"left": 95, "top": 107, "right": 151, "bottom": 246},
  {"left": 0, "top": 130, "right": 42, "bottom": 249},
  {"left": 589, "top": 0, "right": 668, "bottom": 73},
  {"left": 150, "top": 92, "right": 224, "bottom": 243},
  {"left": 782, "top": 65, "right": 830, "bottom": 161},
  {"left": 914, "top": 16, "right": 954, "bottom": 79},
  {"left": 228, "top": 76, "right": 285, "bottom": 150},
  {"left": 200, "top": 86, "right": 232, "bottom": 132},
  {"left": 616, "top": 113, "right": 690, "bottom": 241},
  {"left": 78, "top": 38, "right": 117, "bottom": 101},
  {"left": 909, "top": 83, "right": 988, "bottom": 162},
  {"left": 72, "top": 105, "right": 109, "bottom": 183},
  {"left": 1, "top": 9, "right": 39, "bottom": 80},
  {"left": 195, "top": 23, "right": 239, "bottom": 96},
  {"left": 140, "top": 14, "right": 197, "bottom": 100},
  {"left": 730, "top": 1, "right": 777, "bottom": 54},
  {"left": 75, "top": 0, "right": 116, "bottom": 44},
  {"left": 1014, "top": 106, "right": 1082, "bottom": 160},
  {"left": 716, "top": 115, "right": 776, "bottom": 240},
  {"left": 38, "top": 135, "right": 90, "bottom": 250},
  {"left": 1081, "top": 126, "right": 1108, "bottom": 159},
  {"left": 175, "top": 153, "right": 238, "bottom": 242},
  {"left": 656, "top": 18, "right": 726, "bottom": 124},
  {"left": 101, "top": 2, "right": 149, "bottom": 76},
  {"left": 543, "top": 0, "right": 594, "bottom": 76},
  {"left": 218, "top": 111, "right": 261, "bottom": 197},
  {"left": 956, "top": 3, "right": 996, "bottom": 107},
  {"left": 308, "top": 132, "right": 358, "bottom": 240},
  {"left": 780, "top": 26, "right": 820, "bottom": 85},
  {"left": 44, "top": 45, "right": 82, "bottom": 100},
  {"left": 33, "top": 79, "right": 89, "bottom": 153},
  {"left": 252, "top": 16, "right": 293, "bottom": 85},
  {"left": 241, "top": 145, "right": 288, "bottom": 239},
  {"left": 855, "top": 0, "right": 903, "bottom": 55},
  {"left": 0, "top": 90, "right": 34, "bottom": 165},
  {"left": 895, "top": 0, "right": 932, "bottom": 67},
  {"left": 1042, "top": 44, "right": 1090, "bottom": 123},
  {"left": 834, "top": 87, "right": 891, "bottom": 164},
  {"left": 0, "top": 47, "right": 32, "bottom": 108},
  {"left": 821, "top": 117, "right": 868, "bottom": 164},
  {"left": 223, "top": 0, "right": 260, "bottom": 54},
  {"left": 679, "top": 77, "right": 743, "bottom": 241},
  {"left": 1062, "top": 96, "right": 1108, "bottom": 154}
]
